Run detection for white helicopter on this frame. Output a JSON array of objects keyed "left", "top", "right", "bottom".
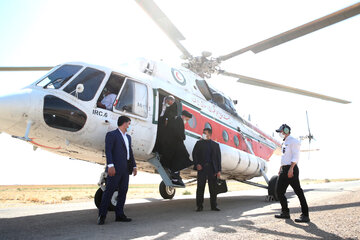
[{"left": 0, "top": 1, "right": 357, "bottom": 210}]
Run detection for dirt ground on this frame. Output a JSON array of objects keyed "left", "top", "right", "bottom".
[
  {"left": 1, "top": 180, "right": 359, "bottom": 240},
  {"left": 0, "top": 178, "right": 358, "bottom": 209}
]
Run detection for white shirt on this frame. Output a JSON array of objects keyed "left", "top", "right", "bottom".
[
  {"left": 118, "top": 128, "right": 130, "bottom": 160},
  {"left": 101, "top": 93, "right": 117, "bottom": 110},
  {"left": 281, "top": 135, "right": 301, "bottom": 166}
]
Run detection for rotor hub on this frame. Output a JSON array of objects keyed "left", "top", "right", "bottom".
[{"left": 182, "top": 56, "right": 221, "bottom": 78}]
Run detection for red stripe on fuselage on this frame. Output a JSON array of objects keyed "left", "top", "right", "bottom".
[{"left": 182, "top": 105, "right": 274, "bottom": 161}]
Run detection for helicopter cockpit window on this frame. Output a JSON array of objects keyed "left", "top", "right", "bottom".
[
  {"left": 210, "top": 89, "right": 237, "bottom": 115},
  {"left": 212, "top": 92, "right": 226, "bottom": 108},
  {"left": 97, "top": 72, "right": 125, "bottom": 110},
  {"left": 64, "top": 67, "right": 105, "bottom": 101},
  {"left": 224, "top": 97, "right": 237, "bottom": 115},
  {"left": 36, "top": 64, "right": 82, "bottom": 89},
  {"left": 115, "top": 79, "right": 148, "bottom": 118},
  {"left": 195, "top": 79, "right": 212, "bottom": 100}
]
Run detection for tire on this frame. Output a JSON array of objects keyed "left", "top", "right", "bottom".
[
  {"left": 94, "top": 188, "right": 117, "bottom": 211},
  {"left": 159, "top": 181, "right": 176, "bottom": 199},
  {"left": 268, "top": 175, "right": 279, "bottom": 201},
  {"left": 94, "top": 188, "right": 103, "bottom": 209}
]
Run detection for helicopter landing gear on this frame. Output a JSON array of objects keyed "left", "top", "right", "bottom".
[
  {"left": 94, "top": 171, "right": 117, "bottom": 211},
  {"left": 267, "top": 175, "right": 279, "bottom": 201},
  {"left": 94, "top": 188, "right": 117, "bottom": 211},
  {"left": 159, "top": 181, "right": 176, "bottom": 199}
]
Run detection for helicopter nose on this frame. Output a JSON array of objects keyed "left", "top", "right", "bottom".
[{"left": 0, "top": 89, "right": 32, "bottom": 132}]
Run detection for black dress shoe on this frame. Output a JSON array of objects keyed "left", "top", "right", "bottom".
[
  {"left": 196, "top": 206, "right": 203, "bottom": 212},
  {"left": 275, "top": 212, "right": 290, "bottom": 219},
  {"left": 115, "top": 215, "right": 132, "bottom": 222},
  {"left": 295, "top": 214, "right": 310, "bottom": 223},
  {"left": 97, "top": 215, "right": 106, "bottom": 225},
  {"left": 211, "top": 207, "right": 220, "bottom": 211}
]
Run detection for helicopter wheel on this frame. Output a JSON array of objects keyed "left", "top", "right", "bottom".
[
  {"left": 268, "top": 175, "right": 279, "bottom": 201},
  {"left": 159, "top": 181, "right": 175, "bottom": 199},
  {"left": 94, "top": 188, "right": 117, "bottom": 211}
]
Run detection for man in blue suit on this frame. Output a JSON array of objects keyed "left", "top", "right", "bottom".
[{"left": 98, "top": 116, "right": 137, "bottom": 225}]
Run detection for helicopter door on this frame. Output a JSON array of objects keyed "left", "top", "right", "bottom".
[
  {"left": 114, "top": 78, "right": 148, "bottom": 118},
  {"left": 113, "top": 78, "right": 155, "bottom": 157}
]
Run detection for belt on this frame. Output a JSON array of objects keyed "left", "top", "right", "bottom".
[{"left": 281, "top": 165, "right": 298, "bottom": 169}]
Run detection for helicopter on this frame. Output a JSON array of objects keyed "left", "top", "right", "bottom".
[{"left": 0, "top": 1, "right": 358, "bottom": 209}]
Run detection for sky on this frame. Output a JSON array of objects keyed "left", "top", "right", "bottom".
[{"left": 0, "top": 0, "right": 359, "bottom": 185}]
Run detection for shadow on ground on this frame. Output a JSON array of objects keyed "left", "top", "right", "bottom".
[{"left": 1, "top": 188, "right": 358, "bottom": 240}]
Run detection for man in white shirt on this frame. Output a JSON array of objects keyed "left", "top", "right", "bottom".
[
  {"left": 274, "top": 124, "right": 310, "bottom": 223},
  {"left": 97, "top": 89, "right": 117, "bottom": 110}
]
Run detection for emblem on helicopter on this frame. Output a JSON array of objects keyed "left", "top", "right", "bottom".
[{"left": 171, "top": 68, "right": 186, "bottom": 86}]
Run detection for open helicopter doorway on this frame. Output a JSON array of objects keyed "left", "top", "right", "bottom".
[{"left": 153, "top": 90, "right": 182, "bottom": 154}]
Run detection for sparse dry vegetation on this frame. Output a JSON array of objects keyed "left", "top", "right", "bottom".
[{"left": 0, "top": 178, "right": 358, "bottom": 208}]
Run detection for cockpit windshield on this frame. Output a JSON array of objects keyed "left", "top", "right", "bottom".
[
  {"left": 210, "top": 89, "right": 237, "bottom": 115},
  {"left": 196, "top": 79, "right": 237, "bottom": 115},
  {"left": 36, "top": 64, "right": 82, "bottom": 89},
  {"left": 64, "top": 67, "right": 105, "bottom": 101}
]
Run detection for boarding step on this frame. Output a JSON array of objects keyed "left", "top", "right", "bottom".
[{"left": 148, "top": 154, "right": 185, "bottom": 188}]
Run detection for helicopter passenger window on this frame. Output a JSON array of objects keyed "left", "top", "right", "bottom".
[
  {"left": 37, "top": 64, "right": 82, "bottom": 89},
  {"left": 204, "top": 122, "right": 212, "bottom": 130},
  {"left": 115, "top": 79, "right": 148, "bottom": 118},
  {"left": 64, "top": 67, "right": 105, "bottom": 101}
]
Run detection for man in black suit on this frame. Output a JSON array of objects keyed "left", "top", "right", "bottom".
[
  {"left": 97, "top": 116, "right": 137, "bottom": 225},
  {"left": 192, "top": 128, "right": 222, "bottom": 211},
  {"left": 161, "top": 110, "right": 193, "bottom": 186}
]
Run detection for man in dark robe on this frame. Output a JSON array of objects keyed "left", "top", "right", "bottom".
[
  {"left": 161, "top": 110, "right": 193, "bottom": 186},
  {"left": 153, "top": 95, "right": 178, "bottom": 154}
]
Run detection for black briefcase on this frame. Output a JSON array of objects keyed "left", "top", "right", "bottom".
[{"left": 215, "top": 178, "right": 228, "bottom": 194}]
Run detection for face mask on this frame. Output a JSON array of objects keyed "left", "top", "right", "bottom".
[
  {"left": 279, "top": 132, "right": 285, "bottom": 139},
  {"left": 183, "top": 120, "right": 187, "bottom": 125},
  {"left": 165, "top": 103, "right": 170, "bottom": 107},
  {"left": 127, "top": 125, "right": 132, "bottom": 132},
  {"left": 202, "top": 134, "right": 208, "bottom": 140}
]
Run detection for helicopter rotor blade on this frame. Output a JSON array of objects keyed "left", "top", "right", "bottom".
[
  {"left": 0, "top": 66, "right": 53, "bottom": 71},
  {"left": 218, "top": 2, "right": 360, "bottom": 62},
  {"left": 135, "top": 0, "right": 193, "bottom": 59},
  {"left": 218, "top": 70, "right": 351, "bottom": 104}
]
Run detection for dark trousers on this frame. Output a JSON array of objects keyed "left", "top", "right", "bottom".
[
  {"left": 99, "top": 171, "right": 129, "bottom": 217},
  {"left": 196, "top": 164, "right": 217, "bottom": 208},
  {"left": 277, "top": 165, "right": 309, "bottom": 216}
]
